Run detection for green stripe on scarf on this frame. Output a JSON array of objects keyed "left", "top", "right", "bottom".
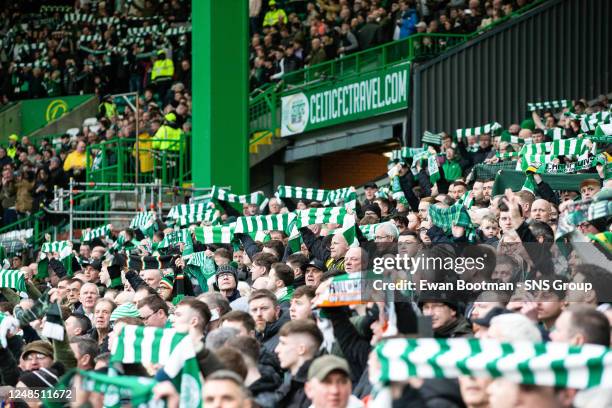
[
  {"left": 428, "top": 204, "right": 472, "bottom": 233},
  {"left": 455, "top": 122, "right": 502, "bottom": 140},
  {"left": 110, "top": 325, "right": 202, "bottom": 407},
  {"left": 0, "top": 269, "right": 26, "bottom": 292},
  {"left": 527, "top": 99, "right": 570, "bottom": 111},
  {"left": 375, "top": 338, "right": 612, "bottom": 389}
]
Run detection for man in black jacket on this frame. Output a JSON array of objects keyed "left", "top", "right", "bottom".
[
  {"left": 249, "top": 289, "right": 289, "bottom": 355},
  {"left": 275, "top": 319, "right": 323, "bottom": 408}
]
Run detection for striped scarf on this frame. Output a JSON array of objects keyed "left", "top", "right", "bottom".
[
  {"left": 194, "top": 225, "right": 235, "bottom": 244},
  {"left": 527, "top": 99, "right": 570, "bottom": 111},
  {"left": 154, "top": 229, "right": 193, "bottom": 254},
  {"left": 520, "top": 137, "right": 592, "bottom": 157},
  {"left": 81, "top": 370, "right": 158, "bottom": 408},
  {"left": 359, "top": 223, "right": 383, "bottom": 240},
  {"left": 422, "top": 131, "right": 443, "bottom": 146},
  {"left": 276, "top": 185, "right": 357, "bottom": 210},
  {"left": 110, "top": 325, "right": 202, "bottom": 407},
  {"left": 297, "top": 208, "right": 358, "bottom": 248},
  {"left": 81, "top": 224, "right": 111, "bottom": 242},
  {"left": 0, "top": 269, "right": 26, "bottom": 292},
  {"left": 374, "top": 338, "right": 612, "bottom": 389},
  {"left": 167, "top": 203, "right": 215, "bottom": 219},
  {"left": 546, "top": 127, "right": 565, "bottom": 140},
  {"left": 455, "top": 122, "right": 503, "bottom": 140},
  {"left": 581, "top": 112, "right": 611, "bottom": 133},
  {"left": 427, "top": 155, "right": 440, "bottom": 185},
  {"left": 130, "top": 211, "right": 157, "bottom": 237},
  {"left": 38, "top": 240, "right": 74, "bottom": 279},
  {"left": 211, "top": 186, "right": 267, "bottom": 207},
  {"left": 428, "top": 203, "right": 472, "bottom": 232},
  {"left": 174, "top": 210, "right": 219, "bottom": 227},
  {"left": 234, "top": 213, "right": 295, "bottom": 234},
  {"left": 390, "top": 147, "right": 425, "bottom": 161},
  {"left": 295, "top": 207, "right": 347, "bottom": 228},
  {"left": 41, "top": 241, "right": 71, "bottom": 254},
  {"left": 275, "top": 185, "right": 328, "bottom": 202},
  {"left": 327, "top": 187, "right": 357, "bottom": 211},
  {"left": 128, "top": 255, "right": 175, "bottom": 271},
  {"left": 594, "top": 124, "right": 612, "bottom": 137}
]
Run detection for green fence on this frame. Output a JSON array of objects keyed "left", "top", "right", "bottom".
[
  {"left": 249, "top": 33, "right": 469, "bottom": 139},
  {"left": 86, "top": 133, "right": 191, "bottom": 186}
]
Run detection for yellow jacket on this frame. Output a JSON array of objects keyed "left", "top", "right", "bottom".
[
  {"left": 132, "top": 132, "right": 154, "bottom": 173},
  {"left": 63, "top": 150, "right": 89, "bottom": 171},
  {"left": 152, "top": 125, "right": 182, "bottom": 152},
  {"left": 151, "top": 58, "right": 175, "bottom": 82},
  {"left": 263, "top": 8, "right": 287, "bottom": 26}
]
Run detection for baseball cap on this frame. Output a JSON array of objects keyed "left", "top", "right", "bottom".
[
  {"left": 364, "top": 182, "right": 378, "bottom": 189},
  {"left": 22, "top": 340, "right": 54, "bottom": 359},
  {"left": 308, "top": 355, "right": 351, "bottom": 381},
  {"left": 307, "top": 259, "right": 326, "bottom": 272},
  {"left": 8, "top": 134, "right": 19, "bottom": 142}
]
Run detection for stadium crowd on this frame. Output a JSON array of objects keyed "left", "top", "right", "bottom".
[
  {"left": 0, "top": 90, "right": 610, "bottom": 407},
  {"left": 0, "top": 0, "right": 191, "bottom": 103},
  {"left": 249, "top": 0, "right": 538, "bottom": 89}
]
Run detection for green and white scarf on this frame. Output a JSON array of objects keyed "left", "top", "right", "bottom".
[
  {"left": 80, "top": 370, "right": 160, "bottom": 408},
  {"left": 38, "top": 240, "right": 73, "bottom": 279},
  {"left": 154, "top": 229, "right": 193, "bottom": 255},
  {"left": 374, "top": 338, "right": 612, "bottom": 389},
  {"left": 520, "top": 137, "right": 592, "bottom": 157},
  {"left": 171, "top": 209, "right": 219, "bottom": 227},
  {"left": 390, "top": 147, "right": 426, "bottom": 161},
  {"left": 326, "top": 187, "right": 357, "bottom": 211},
  {"left": 81, "top": 224, "right": 111, "bottom": 242},
  {"left": 546, "top": 127, "right": 565, "bottom": 140},
  {"left": 314, "top": 272, "right": 367, "bottom": 307},
  {"left": 422, "top": 131, "right": 443, "bottom": 146},
  {"left": 295, "top": 207, "right": 347, "bottom": 227},
  {"left": 581, "top": 111, "right": 611, "bottom": 133},
  {"left": 359, "top": 223, "right": 383, "bottom": 240},
  {"left": 275, "top": 185, "right": 328, "bottom": 202},
  {"left": 527, "top": 99, "right": 570, "bottom": 111},
  {"left": 428, "top": 203, "right": 472, "bottom": 232},
  {"left": 211, "top": 185, "right": 267, "bottom": 207},
  {"left": 0, "top": 269, "right": 26, "bottom": 292},
  {"left": 427, "top": 155, "right": 440, "bottom": 185},
  {"left": 234, "top": 213, "right": 295, "bottom": 234},
  {"left": 130, "top": 211, "right": 157, "bottom": 238},
  {"left": 167, "top": 203, "right": 215, "bottom": 220},
  {"left": 194, "top": 225, "right": 235, "bottom": 244},
  {"left": 275, "top": 185, "right": 357, "bottom": 210},
  {"left": 110, "top": 325, "right": 202, "bottom": 408},
  {"left": 455, "top": 122, "right": 503, "bottom": 140}
]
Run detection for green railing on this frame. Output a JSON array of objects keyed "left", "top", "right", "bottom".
[
  {"left": 248, "top": 0, "right": 548, "bottom": 139},
  {"left": 86, "top": 133, "right": 191, "bottom": 186},
  {"left": 248, "top": 33, "right": 469, "bottom": 139}
]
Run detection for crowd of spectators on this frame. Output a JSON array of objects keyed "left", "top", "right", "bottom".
[
  {"left": 0, "top": 87, "right": 609, "bottom": 407},
  {"left": 0, "top": 80, "right": 192, "bottom": 227},
  {"left": 249, "top": 0, "right": 537, "bottom": 90},
  {"left": 0, "top": 0, "right": 191, "bottom": 105}
]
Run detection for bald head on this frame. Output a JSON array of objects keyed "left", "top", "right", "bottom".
[{"left": 530, "top": 199, "right": 551, "bottom": 223}]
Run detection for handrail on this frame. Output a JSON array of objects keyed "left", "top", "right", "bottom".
[{"left": 85, "top": 133, "right": 191, "bottom": 187}]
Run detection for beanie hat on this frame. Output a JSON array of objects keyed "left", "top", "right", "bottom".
[
  {"left": 18, "top": 363, "right": 64, "bottom": 388},
  {"left": 160, "top": 275, "right": 174, "bottom": 290},
  {"left": 215, "top": 264, "right": 238, "bottom": 283},
  {"left": 363, "top": 203, "right": 382, "bottom": 219},
  {"left": 110, "top": 302, "right": 140, "bottom": 322},
  {"left": 48, "top": 259, "right": 67, "bottom": 278}
]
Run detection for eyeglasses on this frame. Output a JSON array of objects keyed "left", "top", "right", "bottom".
[{"left": 24, "top": 353, "right": 50, "bottom": 361}]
